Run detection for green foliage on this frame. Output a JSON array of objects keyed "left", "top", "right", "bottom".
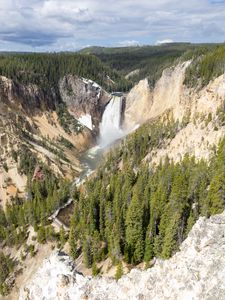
[
  {"left": 80, "top": 43, "right": 216, "bottom": 87},
  {"left": 0, "top": 163, "right": 70, "bottom": 249},
  {"left": 58, "top": 136, "right": 74, "bottom": 149},
  {"left": 37, "top": 225, "right": 46, "bottom": 244},
  {"left": 0, "top": 52, "right": 131, "bottom": 93},
  {"left": 92, "top": 262, "right": 100, "bottom": 277},
  {"left": 0, "top": 252, "right": 14, "bottom": 295},
  {"left": 56, "top": 103, "right": 83, "bottom": 134},
  {"left": 59, "top": 225, "right": 67, "bottom": 247},
  {"left": 68, "top": 115, "right": 225, "bottom": 266},
  {"left": 82, "top": 236, "right": 93, "bottom": 268},
  {"left": 207, "top": 138, "right": 225, "bottom": 215},
  {"left": 125, "top": 193, "right": 144, "bottom": 264},
  {"left": 216, "top": 102, "right": 225, "bottom": 127},
  {"left": 185, "top": 44, "right": 225, "bottom": 88},
  {"left": 18, "top": 145, "right": 38, "bottom": 176},
  {"left": 28, "top": 244, "right": 36, "bottom": 257},
  {"left": 115, "top": 261, "right": 123, "bottom": 280}
]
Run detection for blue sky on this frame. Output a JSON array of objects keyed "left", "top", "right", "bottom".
[{"left": 0, "top": 0, "right": 225, "bottom": 51}]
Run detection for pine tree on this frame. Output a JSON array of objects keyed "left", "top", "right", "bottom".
[
  {"left": 83, "top": 236, "right": 93, "bottom": 267},
  {"left": 59, "top": 225, "right": 67, "bottom": 247},
  {"left": 115, "top": 261, "right": 123, "bottom": 280},
  {"left": 37, "top": 225, "right": 46, "bottom": 244},
  {"left": 92, "top": 261, "right": 99, "bottom": 276},
  {"left": 144, "top": 227, "right": 154, "bottom": 262},
  {"left": 125, "top": 193, "right": 144, "bottom": 264}
]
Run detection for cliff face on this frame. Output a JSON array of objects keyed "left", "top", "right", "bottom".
[
  {"left": 19, "top": 211, "right": 225, "bottom": 300},
  {"left": 59, "top": 75, "right": 111, "bottom": 131},
  {"left": 123, "top": 78, "right": 153, "bottom": 131},
  {"left": 124, "top": 60, "right": 225, "bottom": 130},
  {"left": 123, "top": 62, "right": 225, "bottom": 164},
  {"left": 123, "top": 61, "right": 190, "bottom": 132}
]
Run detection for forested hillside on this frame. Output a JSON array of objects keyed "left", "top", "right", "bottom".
[
  {"left": 68, "top": 116, "right": 225, "bottom": 268},
  {"left": 185, "top": 44, "right": 225, "bottom": 88},
  {"left": 80, "top": 43, "right": 218, "bottom": 87},
  {"left": 0, "top": 53, "right": 131, "bottom": 93}
]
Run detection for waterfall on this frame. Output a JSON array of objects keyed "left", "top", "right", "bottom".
[{"left": 99, "top": 94, "right": 124, "bottom": 147}]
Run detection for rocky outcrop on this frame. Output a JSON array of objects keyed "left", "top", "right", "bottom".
[
  {"left": 123, "top": 79, "right": 153, "bottom": 131},
  {"left": 123, "top": 62, "right": 191, "bottom": 132},
  {"left": 19, "top": 211, "right": 225, "bottom": 300},
  {"left": 59, "top": 75, "right": 111, "bottom": 131}
]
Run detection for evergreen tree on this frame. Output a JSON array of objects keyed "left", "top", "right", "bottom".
[
  {"left": 59, "top": 225, "right": 67, "bottom": 247},
  {"left": 37, "top": 225, "right": 46, "bottom": 244},
  {"left": 115, "top": 261, "right": 123, "bottom": 280},
  {"left": 125, "top": 193, "right": 144, "bottom": 264},
  {"left": 92, "top": 261, "right": 99, "bottom": 277}
]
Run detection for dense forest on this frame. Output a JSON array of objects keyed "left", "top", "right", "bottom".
[
  {"left": 0, "top": 52, "right": 132, "bottom": 93},
  {"left": 1, "top": 105, "right": 225, "bottom": 294},
  {"left": 0, "top": 43, "right": 223, "bottom": 102},
  {"left": 67, "top": 115, "right": 225, "bottom": 269},
  {"left": 1, "top": 129, "right": 224, "bottom": 294}
]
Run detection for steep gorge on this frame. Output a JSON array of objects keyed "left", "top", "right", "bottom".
[
  {"left": 1, "top": 49, "right": 225, "bottom": 299},
  {"left": 0, "top": 73, "right": 112, "bottom": 207}
]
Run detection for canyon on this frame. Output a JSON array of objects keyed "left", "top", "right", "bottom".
[{"left": 1, "top": 49, "right": 225, "bottom": 300}]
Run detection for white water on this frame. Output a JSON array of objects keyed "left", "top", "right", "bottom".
[{"left": 99, "top": 95, "right": 124, "bottom": 147}]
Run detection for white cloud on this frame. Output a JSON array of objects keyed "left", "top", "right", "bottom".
[
  {"left": 0, "top": 0, "right": 225, "bottom": 51},
  {"left": 155, "top": 39, "right": 174, "bottom": 45}
]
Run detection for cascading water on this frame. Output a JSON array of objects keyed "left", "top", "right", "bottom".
[
  {"left": 99, "top": 94, "right": 124, "bottom": 147},
  {"left": 76, "top": 94, "right": 125, "bottom": 183}
]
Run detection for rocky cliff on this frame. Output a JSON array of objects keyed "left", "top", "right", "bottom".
[
  {"left": 19, "top": 211, "right": 225, "bottom": 300},
  {"left": 124, "top": 60, "right": 225, "bottom": 129},
  {"left": 123, "top": 61, "right": 225, "bottom": 164},
  {"left": 59, "top": 75, "right": 111, "bottom": 132},
  {"left": 123, "top": 78, "right": 153, "bottom": 131}
]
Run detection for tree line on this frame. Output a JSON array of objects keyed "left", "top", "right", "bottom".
[{"left": 0, "top": 53, "right": 132, "bottom": 94}]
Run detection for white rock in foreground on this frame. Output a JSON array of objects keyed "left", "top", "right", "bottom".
[{"left": 20, "top": 212, "right": 225, "bottom": 300}]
